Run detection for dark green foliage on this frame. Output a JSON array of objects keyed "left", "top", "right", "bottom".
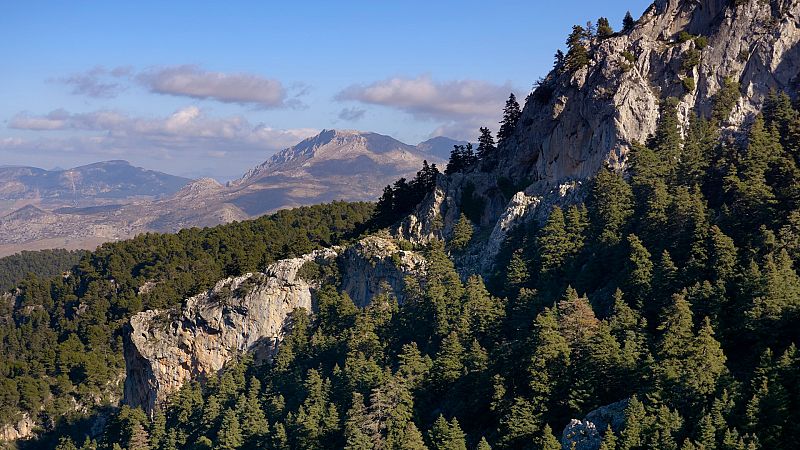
[
  {"left": 0, "top": 201, "right": 372, "bottom": 431},
  {"left": 566, "top": 25, "right": 590, "bottom": 71},
  {"left": 450, "top": 214, "right": 474, "bottom": 251},
  {"left": 497, "top": 94, "right": 521, "bottom": 147},
  {"left": 10, "top": 55, "right": 800, "bottom": 450},
  {"left": 712, "top": 77, "right": 741, "bottom": 125},
  {"left": 374, "top": 161, "right": 440, "bottom": 227},
  {"left": 597, "top": 17, "right": 614, "bottom": 38},
  {"left": 446, "top": 143, "right": 478, "bottom": 175},
  {"left": 0, "top": 249, "right": 87, "bottom": 292},
  {"left": 623, "top": 11, "right": 636, "bottom": 32}
]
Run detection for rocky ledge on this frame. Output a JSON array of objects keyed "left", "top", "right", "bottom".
[{"left": 123, "top": 236, "right": 424, "bottom": 414}]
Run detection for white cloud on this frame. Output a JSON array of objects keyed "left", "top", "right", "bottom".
[
  {"left": 337, "top": 75, "right": 514, "bottom": 120},
  {"left": 4, "top": 107, "right": 318, "bottom": 160},
  {"left": 138, "top": 65, "right": 292, "bottom": 108},
  {"left": 336, "top": 74, "right": 515, "bottom": 140}
]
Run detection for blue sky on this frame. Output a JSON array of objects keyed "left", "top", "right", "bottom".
[{"left": 0, "top": 0, "right": 652, "bottom": 180}]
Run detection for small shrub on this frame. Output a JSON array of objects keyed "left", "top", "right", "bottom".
[
  {"left": 738, "top": 49, "right": 750, "bottom": 62},
  {"left": 682, "top": 77, "right": 696, "bottom": 93},
  {"left": 622, "top": 51, "right": 636, "bottom": 64},
  {"left": 296, "top": 261, "right": 321, "bottom": 282},
  {"left": 682, "top": 48, "right": 701, "bottom": 72},
  {"left": 695, "top": 36, "right": 708, "bottom": 50},
  {"left": 677, "top": 31, "right": 694, "bottom": 43}
]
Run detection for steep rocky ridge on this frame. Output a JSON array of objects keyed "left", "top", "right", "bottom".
[
  {"left": 398, "top": 0, "right": 800, "bottom": 275},
  {"left": 123, "top": 236, "right": 425, "bottom": 414}
]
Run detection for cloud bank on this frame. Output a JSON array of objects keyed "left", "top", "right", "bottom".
[
  {"left": 5, "top": 107, "right": 317, "bottom": 160},
  {"left": 336, "top": 75, "right": 515, "bottom": 140},
  {"left": 138, "top": 65, "right": 292, "bottom": 108}
]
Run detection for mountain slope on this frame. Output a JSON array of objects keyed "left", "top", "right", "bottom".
[
  {"left": 0, "top": 160, "right": 190, "bottom": 214},
  {"left": 0, "top": 130, "right": 447, "bottom": 255}
]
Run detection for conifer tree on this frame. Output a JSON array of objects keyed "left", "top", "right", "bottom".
[
  {"left": 566, "top": 25, "right": 590, "bottom": 71},
  {"left": 623, "top": 11, "right": 636, "bottom": 32},
  {"left": 476, "top": 437, "right": 492, "bottom": 450},
  {"left": 600, "top": 426, "right": 618, "bottom": 450},
  {"left": 597, "top": 17, "right": 614, "bottom": 38},
  {"left": 588, "top": 168, "right": 634, "bottom": 247},
  {"left": 344, "top": 393, "right": 373, "bottom": 450},
  {"left": 218, "top": 408, "right": 243, "bottom": 450},
  {"left": 625, "top": 234, "right": 654, "bottom": 308},
  {"left": 505, "top": 249, "right": 529, "bottom": 294},
  {"left": 451, "top": 214, "right": 474, "bottom": 251},
  {"left": 539, "top": 424, "right": 562, "bottom": 450},
  {"left": 498, "top": 94, "right": 521, "bottom": 146},
  {"left": 537, "top": 206, "right": 571, "bottom": 288},
  {"left": 477, "top": 127, "right": 496, "bottom": 170},
  {"left": 428, "top": 415, "right": 467, "bottom": 450}
]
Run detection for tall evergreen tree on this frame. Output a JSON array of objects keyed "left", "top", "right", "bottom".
[
  {"left": 497, "top": 94, "right": 521, "bottom": 146},
  {"left": 566, "top": 25, "right": 590, "bottom": 71},
  {"left": 623, "top": 11, "right": 636, "bottom": 32}
]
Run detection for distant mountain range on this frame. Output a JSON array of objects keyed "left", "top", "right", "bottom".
[
  {"left": 0, "top": 160, "right": 191, "bottom": 216},
  {"left": 0, "top": 131, "right": 462, "bottom": 255}
]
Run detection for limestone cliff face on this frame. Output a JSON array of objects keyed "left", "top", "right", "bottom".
[
  {"left": 123, "top": 249, "right": 335, "bottom": 413},
  {"left": 340, "top": 235, "right": 426, "bottom": 307},
  {"left": 501, "top": 0, "right": 800, "bottom": 185},
  {"left": 398, "top": 0, "right": 800, "bottom": 274},
  {"left": 123, "top": 237, "right": 423, "bottom": 414}
]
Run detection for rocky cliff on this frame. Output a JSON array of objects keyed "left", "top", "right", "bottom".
[
  {"left": 501, "top": 0, "right": 800, "bottom": 185},
  {"left": 398, "top": 0, "right": 800, "bottom": 275},
  {"left": 123, "top": 236, "right": 424, "bottom": 414}
]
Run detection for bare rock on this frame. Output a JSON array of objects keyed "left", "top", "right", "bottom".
[
  {"left": 561, "top": 399, "right": 630, "bottom": 450},
  {"left": 123, "top": 249, "right": 335, "bottom": 414}
]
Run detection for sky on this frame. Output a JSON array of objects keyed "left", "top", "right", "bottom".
[{"left": 0, "top": 0, "right": 653, "bottom": 181}]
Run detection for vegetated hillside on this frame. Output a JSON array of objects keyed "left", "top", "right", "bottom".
[
  {"left": 75, "top": 89, "right": 797, "bottom": 450},
  {"left": 3, "top": 1, "right": 800, "bottom": 450},
  {"left": 0, "top": 249, "right": 88, "bottom": 293},
  {"left": 0, "top": 201, "right": 374, "bottom": 445}
]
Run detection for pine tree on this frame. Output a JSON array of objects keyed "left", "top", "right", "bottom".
[
  {"left": 217, "top": 408, "right": 243, "bottom": 450},
  {"left": 625, "top": 234, "right": 654, "bottom": 308},
  {"left": 566, "top": 25, "right": 590, "bottom": 71},
  {"left": 539, "top": 424, "right": 562, "bottom": 450},
  {"left": 505, "top": 249, "right": 529, "bottom": 294},
  {"left": 476, "top": 437, "right": 492, "bottom": 450},
  {"left": 498, "top": 94, "right": 521, "bottom": 146},
  {"left": 477, "top": 127, "right": 496, "bottom": 170},
  {"left": 432, "top": 331, "right": 465, "bottom": 390},
  {"left": 623, "top": 11, "right": 636, "bottom": 32},
  {"left": 451, "top": 214, "right": 474, "bottom": 251},
  {"left": 428, "top": 415, "right": 467, "bottom": 450},
  {"left": 344, "top": 393, "right": 373, "bottom": 450},
  {"left": 588, "top": 168, "right": 634, "bottom": 247},
  {"left": 599, "top": 426, "right": 618, "bottom": 450},
  {"left": 597, "top": 17, "right": 614, "bottom": 38},
  {"left": 537, "top": 206, "right": 571, "bottom": 288},
  {"left": 648, "top": 97, "right": 683, "bottom": 180}
]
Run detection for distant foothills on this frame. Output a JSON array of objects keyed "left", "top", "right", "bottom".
[{"left": 0, "top": 131, "right": 464, "bottom": 256}]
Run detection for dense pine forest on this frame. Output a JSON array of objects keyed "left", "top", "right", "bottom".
[
  {"left": 0, "top": 250, "right": 88, "bottom": 293},
  {"left": 17, "top": 85, "right": 799, "bottom": 450},
  {"left": 0, "top": 202, "right": 374, "bottom": 448}
]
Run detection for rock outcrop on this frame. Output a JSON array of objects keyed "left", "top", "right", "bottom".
[
  {"left": 501, "top": 0, "right": 800, "bottom": 186},
  {"left": 0, "top": 414, "right": 34, "bottom": 441},
  {"left": 340, "top": 235, "right": 426, "bottom": 307},
  {"left": 398, "top": 0, "right": 800, "bottom": 275},
  {"left": 561, "top": 399, "right": 629, "bottom": 450},
  {"left": 123, "top": 237, "right": 424, "bottom": 414},
  {"left": 123, "top": 249, "right": 335, "bottom": 414}
]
